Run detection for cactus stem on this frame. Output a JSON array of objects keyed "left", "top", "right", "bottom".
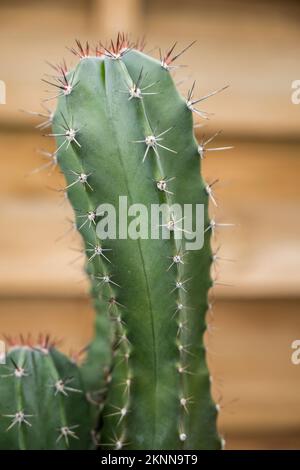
[{"left": 46, "top": 44, "right": 225, "bottom": 449}]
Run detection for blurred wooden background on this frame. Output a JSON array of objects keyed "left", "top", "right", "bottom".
[{"left": 0, "top": 0, "right": 300, "bottom": 449}]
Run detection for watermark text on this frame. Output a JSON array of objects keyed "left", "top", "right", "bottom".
[
  {"left": 96, "top": 196, "right": 204, "bottom": 250},
  {"left": 291, "top": 339, "right": 300, "bottom": 365},
  {"left": 0, "top": 80, "right": 6, "bottom": 104}
]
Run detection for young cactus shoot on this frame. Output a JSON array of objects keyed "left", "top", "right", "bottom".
[{"left": 0, "top": 336, "right": 94, "bottom": 450}]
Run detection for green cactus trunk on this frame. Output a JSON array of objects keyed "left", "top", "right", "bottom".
[
  {"left": 0, "top": 340, "right": 94, "bottom": 450},
  {"left": 51, "top": 43, "right": 221, "bottom": 450}
]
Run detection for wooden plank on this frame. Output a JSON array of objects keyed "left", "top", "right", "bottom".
[
  {"left": 211, "top": 300, "right": 300, "bottom": 437},
  {"left": 0, "top": 296, "right": 93, "bottom": 355},
  {"left": 93, "top": 0, "right": 142, "bottom": 35},
  {"left": 0, "top": 1, "right": 299, "bottom": 137},
  {"left": 226, "top": 431, "right": 300, "bottom": 450}
]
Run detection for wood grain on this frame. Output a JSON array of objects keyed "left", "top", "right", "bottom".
[{"left": 0, "top": 1, "right": 299, "bottom": 138}]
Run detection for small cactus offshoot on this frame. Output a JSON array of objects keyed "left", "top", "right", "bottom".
[{"left": 0, "top": 336, "right": 94, "bottom": 450}]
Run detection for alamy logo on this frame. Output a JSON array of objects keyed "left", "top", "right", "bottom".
[
  {"left": 95, "top": 196, "right": 204, "bottom": 250},
  {"left": 291, "top": 80, "right": 300, "bottom": 104},
  {"left": 291, "top": 340, "right": 300, "bottom": 365},
  {"left": 0, "top": 340, "right": 6, "bottom": 364},
  {"left": 0, "top": 80, "right": 6, "bottom": 104}
]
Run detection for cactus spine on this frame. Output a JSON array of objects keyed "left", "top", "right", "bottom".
[{"left": 51, "top": 38, "right": 222, "bottom": 450}]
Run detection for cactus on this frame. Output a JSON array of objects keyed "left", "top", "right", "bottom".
[
  {"left": 0, "top": 336, "right": 94, "bottom": 450},
  {"left": 48, "top": 35, "right": 226, "bottom": 451},
  {"left": 0, "top": 35, "right": 231, "bottom": 450}
]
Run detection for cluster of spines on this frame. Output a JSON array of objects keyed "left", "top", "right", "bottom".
[{"left": 69, "top": 34, "right": 146, "bottom": 61}]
